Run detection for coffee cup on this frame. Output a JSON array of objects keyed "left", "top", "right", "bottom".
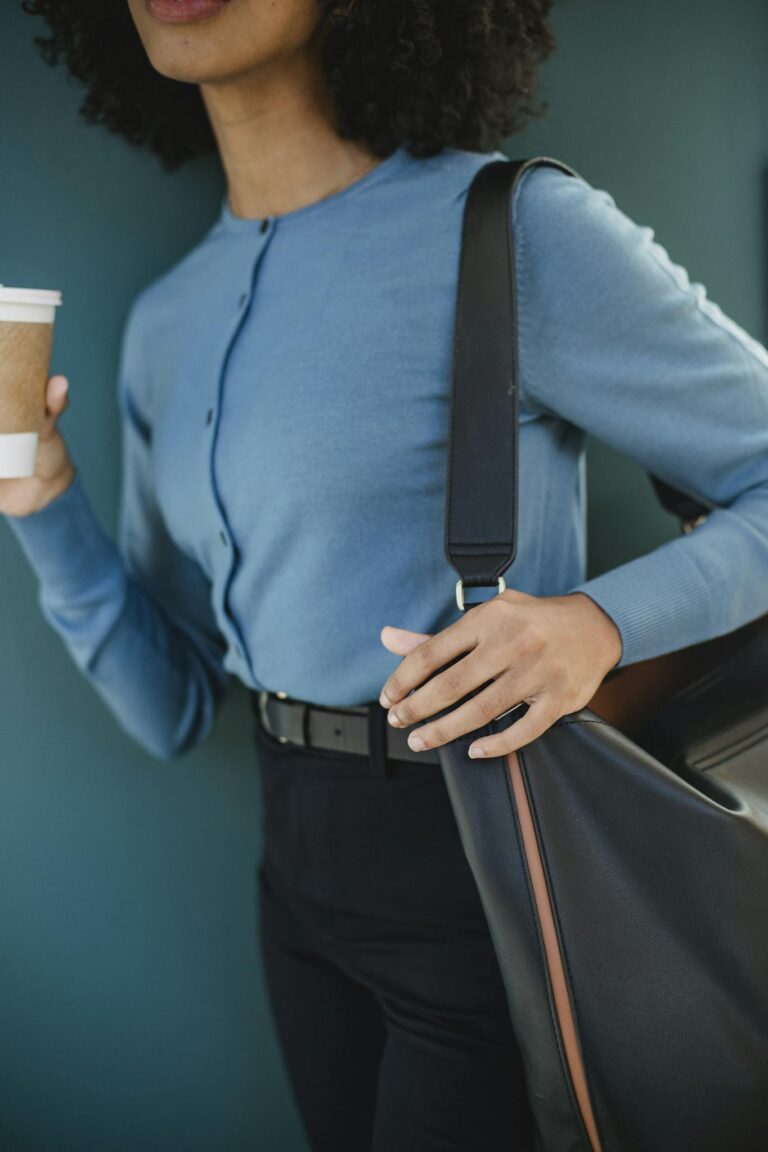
[{"left": 0, "top": 285, "right": 63, "bottom": 478}]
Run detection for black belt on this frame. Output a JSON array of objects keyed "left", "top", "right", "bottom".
[{"left": 250, "top": 689, "right": 442, "bottom": 765}]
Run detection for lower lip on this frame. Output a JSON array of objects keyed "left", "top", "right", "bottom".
[{"left": 145, "top": 0, "right": 231, "bottom": 24}]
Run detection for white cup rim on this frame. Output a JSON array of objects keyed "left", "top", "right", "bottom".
[{"left": 0, "top": 286, "right": 62, "bottom": 307}]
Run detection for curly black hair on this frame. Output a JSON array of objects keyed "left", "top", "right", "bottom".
[{"left": 21, "top": 0, "right": 556, "bottom": 171}]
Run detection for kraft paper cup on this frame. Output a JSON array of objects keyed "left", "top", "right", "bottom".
[{"left": 0, "top": 286, "right": 63, "bottom": 478}]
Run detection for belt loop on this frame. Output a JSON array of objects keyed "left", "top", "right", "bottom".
[
  {"left": 367, "top": 701, "right": 390, "bottom": 777},
  {"left": 301, "top": 702, "right": 311, "bottom": 748}
]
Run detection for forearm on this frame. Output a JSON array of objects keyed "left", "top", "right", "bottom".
[
  {"left": 569, "top": 486, "right": 768, "bottom": 669},
  {"left": 4, "top": 470, "right": 227, "bottom": 760}
]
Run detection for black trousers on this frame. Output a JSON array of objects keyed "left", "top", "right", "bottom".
[{"left": 251, "top": 698, "right": 535, "bottom": 1152}]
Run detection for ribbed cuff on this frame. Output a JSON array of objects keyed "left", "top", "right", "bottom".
[
  {"left": 3, "top": 469, "right": 124, "bottom": 606},
  {"left": 567, "top": 539, "right": 715, "bottom": 669}
]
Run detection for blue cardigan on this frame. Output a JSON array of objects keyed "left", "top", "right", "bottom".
[{"left": 6, "top": 144, "right": 768, "bottom": 759}]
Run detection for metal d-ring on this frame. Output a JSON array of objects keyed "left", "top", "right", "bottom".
[{"left": 455, "top": 576, "right": 506, "bottom": 612}]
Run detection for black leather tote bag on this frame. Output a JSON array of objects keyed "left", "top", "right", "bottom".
[{"left": 436, "top": 156, "right": 768, "bottom": 1152}]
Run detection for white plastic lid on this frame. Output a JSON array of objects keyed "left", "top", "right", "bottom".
[{"left": 0, "top": 285, "right": 62, "bottom": 307}]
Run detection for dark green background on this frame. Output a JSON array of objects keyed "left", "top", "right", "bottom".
[{"left": 1, "top": 1, "right": 766, "bottom": 1149}]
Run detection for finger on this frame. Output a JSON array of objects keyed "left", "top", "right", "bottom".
[
  {"left": 387, "top": 642, "right": 515, "bottom": 729},
  {"left": 466, "top": 697, "right": 562, "bottom": 758},
  {"left": 379, "top": 625, "right": 432, "bottom": 657},
  {"left": 399, "top": 669, "right": 532, "bottom": 750},
  {"left": 379, "top": 616, "right": 476, "bottom": 707},
  {"left": 39, "top": 376, "right": 69, "bottom": 440}
]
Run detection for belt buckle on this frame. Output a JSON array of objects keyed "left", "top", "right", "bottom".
[
  {"left": 257, "top": 690, "right": 279, "bottom": 739},
  {"left": 258, "top": 690, "right": 310, "bottom": 747}
]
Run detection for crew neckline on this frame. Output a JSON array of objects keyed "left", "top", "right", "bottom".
[{"left": 217, "top": 144, "right": 411, "bottom": 232}]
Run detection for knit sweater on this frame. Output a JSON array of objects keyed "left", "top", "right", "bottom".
[{"left": 6, "top": 144, "right": 768, "bottom": 759}]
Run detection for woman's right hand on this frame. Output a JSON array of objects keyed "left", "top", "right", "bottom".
[{"left": 0, "top": 375, "right": 76, "bottom": 518}]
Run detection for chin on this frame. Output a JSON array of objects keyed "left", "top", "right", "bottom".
[
  {"left": 127, "top": 0, "right": 326, "bottom": 86},
  {"left": 142, "top": 41, "right": 253, "bottom": 87}
]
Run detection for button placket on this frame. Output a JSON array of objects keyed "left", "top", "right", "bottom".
[{"left": 209, "top": 226, "right": 275, "bottom": 685}]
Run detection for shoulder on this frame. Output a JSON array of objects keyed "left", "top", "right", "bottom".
[
  {"left": 509, "top": 159, "right": 768, "bottom": 421},
  {"left": 448, "top": 154, "right": 664, "bottom": 306},
  {"left": 509, "top": 160, "right": 686, "bottom": 355},
  {"left": 511, "top": 161, "right": 658, "bottom": 287},
  {"left": 509, "top": 159, "right": 722, "bottom": 326},
  {"left": 512, "top": 158, "right": 768, "bottom": 368},
  {"left": 507, "top": 162, "right": 668, "bottom": 418}
]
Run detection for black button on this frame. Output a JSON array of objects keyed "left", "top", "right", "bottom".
[
  {"left": 260, "top": 218, "right": 269, "bottom": 233},
  {"left": 220, "top": 530, "right": 228, "bottom": 547},
  {"left": 206, "top": 408, "right": 213, "bottom": 425}
]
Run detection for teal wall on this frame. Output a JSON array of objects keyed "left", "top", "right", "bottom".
[{"left": 1, "top": 1, "right": 765, "bottom": 1149}]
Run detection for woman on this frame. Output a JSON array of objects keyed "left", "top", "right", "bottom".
[{"left": 6, "top": 1, "right": 768, "bottom": 1149}]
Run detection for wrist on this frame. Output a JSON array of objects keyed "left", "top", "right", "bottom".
[
  {"left": 33, "top": 463, "right": 77, "bottom": 514},
  {"left": 568, "top": 591, "right": 623, "bottom": 672}
]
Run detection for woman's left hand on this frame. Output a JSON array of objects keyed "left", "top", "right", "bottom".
[{"left": 378, "top": 589, "right": 623, "bottom": 758}]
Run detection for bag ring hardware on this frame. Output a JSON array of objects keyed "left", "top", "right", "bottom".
[{"left": 455, "top": 576, "right": 506, "bottom": 611}]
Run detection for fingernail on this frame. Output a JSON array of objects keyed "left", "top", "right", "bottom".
[
  {"left": 387, "top": 711, "right": 402, "bottom": 727},
  {"left": 379, "top": 692, "right": 391, "bottom": 708},
  {"left": 468, "top": 744, "right": 485, "bottom": 758},
  {"left": 408, "top": 733, "right": 425, "bottom": 751}
]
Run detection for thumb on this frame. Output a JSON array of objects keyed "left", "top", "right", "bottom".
[
  {"left": 39, "top": 375, "right": 69, "bottom": 441},
  {"left": 47, "top": 374, "right": 69, "bottom": 410},
  {"left": 380, "top": 624, "right": 432, "bottom": 656}
]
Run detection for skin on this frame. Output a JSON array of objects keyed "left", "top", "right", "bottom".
[
  {"left": 0, "top": 375, "right": 74, "bottom": 517},
  {"left": 2, "top": 0, "right": 623, "bottom": 756},
  {"left": 379, "top": 591, "right": 621, "bottom": 759},
  {"left": 125, "top": 0, "right": 383, "bottom": 220}
]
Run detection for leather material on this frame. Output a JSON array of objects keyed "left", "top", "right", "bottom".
[
  {"left": 506, "top": 747, "right": 604, "bottom": 1152},
  {"left": 250, "top": 689, "right": 442, "bottom": 765},
  {"left": 439, "top": 706, "right": 768, "bottom": 1152},
  {"left": 437, "top": 155, "right": 768, "bottom": 1151}
]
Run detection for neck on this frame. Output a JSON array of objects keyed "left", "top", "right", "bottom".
[{"left": 200, "top": 49, "right": 382, "bottom": 221}]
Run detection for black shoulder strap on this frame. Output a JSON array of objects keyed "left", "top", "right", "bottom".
[{"left": 444, "top": 155, "right": 708, "bottom": 608}]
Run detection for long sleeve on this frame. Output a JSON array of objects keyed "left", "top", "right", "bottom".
[
  {"left": 514, "top": 165, "right": 768, "bottom": 668},
  {"left": 3, "top": 311, "right": 231, "bottom": 761}
]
